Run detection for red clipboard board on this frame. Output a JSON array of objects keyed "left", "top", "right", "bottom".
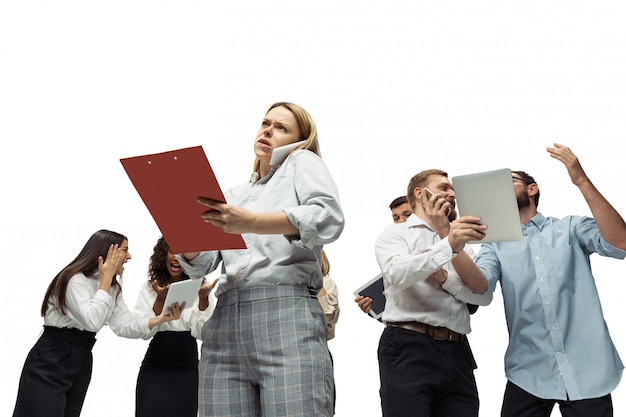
[{"left": 120, "top": 146, "right": 246, "bottom": 253}]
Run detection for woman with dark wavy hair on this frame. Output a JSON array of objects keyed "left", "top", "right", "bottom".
[
  {"left": 134, "top": 236, "right": 218, "bottom": 417},
  {"left": 12, "top": 229, "right": 184, "bottom": 417}
]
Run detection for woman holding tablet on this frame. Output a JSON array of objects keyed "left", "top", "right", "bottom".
[
  {"left": 178, "top": 102, "right": 344, "bottom": 417},
  {"left": 12, "top": 229, "right": 184, "bottom": 417},
  {"left": 133, "top": 236, "right": 218, "bottom": 417}
]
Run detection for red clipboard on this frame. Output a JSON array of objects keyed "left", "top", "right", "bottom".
[{"left": 120, "top": 146, "right": 246, "bottom": 253}]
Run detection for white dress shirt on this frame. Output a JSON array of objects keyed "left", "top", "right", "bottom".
[
  {"left": 375, "top": 214, "right": 492, "bottom": 334},
  {"left": 44, "top": 272, "right": 150, "bottom": 337},
  {"left": 133, "top": 280, "right": 215, "bottom": 340}
]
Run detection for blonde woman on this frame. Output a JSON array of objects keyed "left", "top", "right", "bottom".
[{"left": 179, "top": 102, "right": 344, "bottom": 417}]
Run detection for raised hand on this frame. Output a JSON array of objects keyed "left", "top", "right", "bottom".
[
  {"left": 97, "top": 244, "right": 123, "bottom": 292},
  {"left": 546, "top": 143, "right": 589, "bottom": 187},
  {"left": 198, "top": 277, "right": 219, "bottom": 311}
]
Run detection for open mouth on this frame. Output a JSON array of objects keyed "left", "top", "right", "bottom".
[{"left": 169, "top": 262, "right": 181, "bottom": 273}]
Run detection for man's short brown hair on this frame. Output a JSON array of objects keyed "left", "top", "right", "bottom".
[{"left": 406, "top": 169, "right": 448, "bottom": 210}]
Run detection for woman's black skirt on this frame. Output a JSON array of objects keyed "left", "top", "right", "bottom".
[{"left": 135, "top": 330, "right": 199, "bottom": 417}]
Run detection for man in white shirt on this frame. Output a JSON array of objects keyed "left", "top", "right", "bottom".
[{"left": 375, "top": 169, "right": 492, "bottom": 417}]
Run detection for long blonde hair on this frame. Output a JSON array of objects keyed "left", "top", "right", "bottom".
[
  {"left": 321, "top": 250, "right": 330, "bottom": 276},
  {"left": 252, "top": 102, "right": 321, "bottom": 175}
]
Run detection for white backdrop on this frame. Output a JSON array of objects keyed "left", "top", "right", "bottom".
[{"left": 2, "top": 2, "right": 626, "bottom": 416}]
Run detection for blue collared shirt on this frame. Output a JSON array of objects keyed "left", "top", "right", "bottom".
[{"left": 476, "top": 213, "right": 625, "bottom": 400}]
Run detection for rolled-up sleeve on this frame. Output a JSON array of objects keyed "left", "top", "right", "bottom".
[
  {"left": 176, "top": 251, "right": 221, "bottom": 280},
  {"left": 474, "top": 244, "right": 502, "bottom": 293},
  {"left": 284, "top": 151, "right": 344, "bottom": 249},
  {"left": 441, "top": 271, "right": 493, "bottom": 305}
]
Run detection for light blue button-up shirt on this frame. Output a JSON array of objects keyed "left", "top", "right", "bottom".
[
  {"left": 475, "top": 213, "right": 625, "bottom": 400},
  {"left": 177, "top": 149, "right": 344, "bottom": 297}
]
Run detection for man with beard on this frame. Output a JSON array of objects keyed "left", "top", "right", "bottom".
[
  {"left": 475, "top": 144, "right": 626, "bottom": 417},
  {"left": 375, "top": 169, "right": 493, "bottom": 417}
]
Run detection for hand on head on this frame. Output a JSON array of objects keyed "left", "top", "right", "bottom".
[
  {"left": 420, "top": 189, "right": 455, "bottom": 236},
  {"left": 98, "top": 244, "right": 124, "bottom": 284}
]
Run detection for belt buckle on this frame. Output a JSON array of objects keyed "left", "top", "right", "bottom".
[
  {"left": 433, "top": 327, "right": 451, "bottom": 340},
  {"left": 432, "top": 327, "right": 451, "bottom": 341}
]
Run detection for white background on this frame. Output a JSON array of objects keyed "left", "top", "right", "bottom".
[{"left": 2, "top": 2, "right": 626, "bottom": 416}]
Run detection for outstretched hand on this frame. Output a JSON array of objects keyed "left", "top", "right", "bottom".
[
  {"left": 546, "top": 143, "right": 589, "bottom": 187},
  {"left": 147, "top": 301, "right": 184, "bottom": 329}
]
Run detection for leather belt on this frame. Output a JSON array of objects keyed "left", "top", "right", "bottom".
[{"left": 387, "top": 321, "right": 464, "bottom": 343}]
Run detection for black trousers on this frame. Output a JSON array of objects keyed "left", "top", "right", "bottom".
[
  {"left": 13, "top": 326, "right": 97, "bottom": 417},
  {"left": 501, "top": 380, "right": 614, "bottom": 417},
  {"left": 378, "top": 326, "right": 479, "bottom": 417},
  {"left": 135, "top": 331, "right": 199, "bottom": 417}
]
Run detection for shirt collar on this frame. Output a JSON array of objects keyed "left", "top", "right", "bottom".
[
  {"left": 406, "top": 213, "right": 435, "bottom": 231},
  {"left": 526, "top": 212, "right": 546, "bottom": 229},
  {"left": 249, "top": 142, "right": 303, "bottom": 185}
]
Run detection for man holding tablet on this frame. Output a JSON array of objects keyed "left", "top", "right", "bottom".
[
  {"left": 475, "top": 144, "right": 626, "bottom": 417},
  {"left": 375, "top": 169, "right": 492, "bottom": 417}
]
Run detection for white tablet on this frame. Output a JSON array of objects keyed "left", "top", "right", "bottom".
[
  {"left": 160, "top": 279, "right": 203, "bottom": 315},
  {"left": 353, "top": 274, "right": 386, "bottom": 320},
  {"left": 452, "top": 168, "right": 523, "bottom": 244}
]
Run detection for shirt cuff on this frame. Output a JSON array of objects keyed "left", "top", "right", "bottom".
[{"left": 441, "top": 272, "right": 463, "bottom": 296}]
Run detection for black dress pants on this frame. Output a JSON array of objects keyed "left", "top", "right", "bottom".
[
  {"left": 13, "top": 326, "right": 96, "bottom": 417},
  {"left": 378, "top": 326, "right": 479, "bottom": 417},
  {"left": 501, "top": 380, "right": 614, "bottom": 417}
]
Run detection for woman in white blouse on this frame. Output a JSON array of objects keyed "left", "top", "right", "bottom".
[
  {"left": 134, "top": 236, "right": 218, "bottom": 417},
  {"left": 12, "top": 229, "right": 183, "bottom": 417}
]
